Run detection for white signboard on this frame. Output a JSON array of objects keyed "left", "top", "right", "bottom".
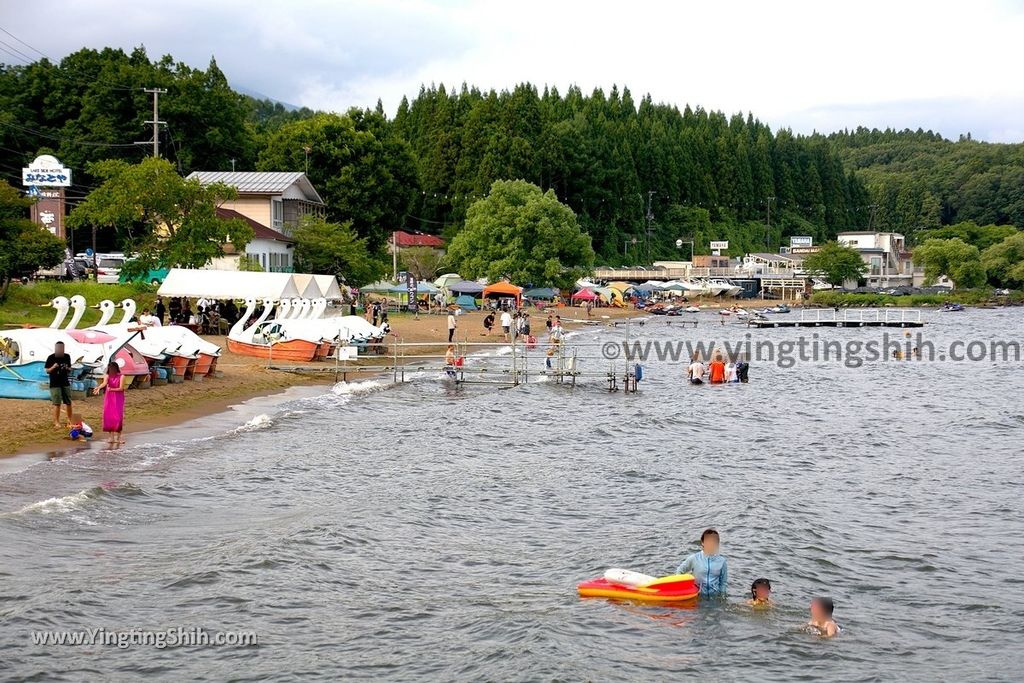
[
  {"left": 709, "top": 240, "right": 729, "bottom": 250},
  {"left": 790, "top": 236, "right": 813, "bottom": 247},
  {"left": 22, "top": 154, "right": 72, "bottom": 187}
]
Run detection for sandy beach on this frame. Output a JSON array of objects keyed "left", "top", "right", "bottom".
[{"left": 0, "top": 299, "right": 781, "bottom": 457}]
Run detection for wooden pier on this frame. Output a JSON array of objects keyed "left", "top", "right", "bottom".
[{"left": 747, "top": 309, "right": 924, "bottom": 328}]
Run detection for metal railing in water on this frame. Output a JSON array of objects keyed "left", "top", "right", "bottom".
[{"left": 269, "top": 337, "right": 644, "bottom": 393}]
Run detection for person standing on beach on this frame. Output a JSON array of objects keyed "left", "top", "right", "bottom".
[
  {"left": 45, "top": 341, "right": 74, "bottom": 428},
  {"left": 154, "top": 297, "right": 166, "bottom": 324},
  {"left": 92, "top": 361, "right": 126, "bottom": 447},
  {"left": 371, "top": 301, "right": 380, "bottom": 327},
  {"left": 500, "top": 309, "right": 512, "bottom": 342},
  {"left": 483, "top": 311, "right": 495, "bottom": 336},
  {"left": 447, "top": 309, "right": 457, "bottom": 342}
]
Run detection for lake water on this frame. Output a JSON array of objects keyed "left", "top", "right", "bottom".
[{"left": 1, "top": 309, "right": 1022, "bottom": 681}]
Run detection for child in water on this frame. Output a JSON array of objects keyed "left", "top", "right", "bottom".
[
  {"left": 68, "top": 414, "right": 93, "bottom": 441},
  {"left": 676, "top": 528, "right": 728, "bottom": 596},
  {"left": 747, "top": 578, "right": 772, "bottom": 607},
  {"left": 808, "top": 597, "right": 839, "bottom": 637}
]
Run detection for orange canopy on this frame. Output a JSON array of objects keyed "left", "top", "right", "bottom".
[{"left": 482, "top": 281, "right": 523, "bottom": 305}]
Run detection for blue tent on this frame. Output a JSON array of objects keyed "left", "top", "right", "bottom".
[{"left": 455, "top": 294, "right": 478, "bottom": 310}]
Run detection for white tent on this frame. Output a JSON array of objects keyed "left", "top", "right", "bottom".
[
  {"left": 312, "top": 274, "right": 343, "bottom": 300},
  {"left": 291, "top": 273, "right": 323, "bottom": 300},
  {"left": 157, "top": 269, "right": 301, "bottom": 300}
]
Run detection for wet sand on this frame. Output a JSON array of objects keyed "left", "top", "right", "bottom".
[{"left": 1, "top": 300, "right": 777, "bottom": 457}]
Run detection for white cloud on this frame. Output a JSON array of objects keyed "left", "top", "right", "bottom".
[{"left": 2, "top": 0, "right": 1022, "bottom": 141}]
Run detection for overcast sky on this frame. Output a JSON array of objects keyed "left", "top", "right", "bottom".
[{"left": 2, "top": 0, "right": 1022, "bottom": 142}]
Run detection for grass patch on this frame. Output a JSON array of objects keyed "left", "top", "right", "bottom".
[
  {"left": 809, "top": 288, "right": 1022, "bottom": 308},
  {"left": 0, "top": 281, "right": 157, "bottom": 328}
]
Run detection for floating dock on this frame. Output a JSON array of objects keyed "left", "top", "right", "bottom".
[{"left": 747, "top": 309, "right": 924, "bottom": 328}]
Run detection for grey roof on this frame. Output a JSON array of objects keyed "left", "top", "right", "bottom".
[{"left": 186, "top": 171, "right": 324, "bottom": 204}]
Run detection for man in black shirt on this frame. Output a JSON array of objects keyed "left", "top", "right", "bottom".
[
  {"left": 154, "top": 297, "right": 166, "bottom": 324},
  {"left": 45, "top": 341, "right": 74, "bottom": 428}
]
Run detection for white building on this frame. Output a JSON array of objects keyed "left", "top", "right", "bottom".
[
  {"left": 206, "top": 208, "right": 294, "bottom": 273},
  {"left": 836, "top": 232, "right": 914, "bottom": 288}
]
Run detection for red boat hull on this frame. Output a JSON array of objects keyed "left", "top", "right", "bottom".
[{"left": 228, "top": 338, "right": 319, "bottom": 362}]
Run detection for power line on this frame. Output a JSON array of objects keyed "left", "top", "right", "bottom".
[
  {"left": 0, "top": 121, "right": 141, "bottom": 148},
  {"left": 0, "top": 25, "right": 47, "bottom": 59}
]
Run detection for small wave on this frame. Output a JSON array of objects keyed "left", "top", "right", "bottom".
[
  {"left": 331, "top": 378, "right": 390, "bottom": 397},
  {"left": 15, "top": 488, "right": 98, "bottom": 515},
  {"left": 229, "top": 413, "right": 275, "bottom": 434}
]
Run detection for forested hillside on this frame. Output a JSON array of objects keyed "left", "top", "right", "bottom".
[
  {"left": 1, "top": 47, "right": 1021, "bottom": 264},
  {"left": 828, "top": 128, "right": 1024, "bottom": 237}
]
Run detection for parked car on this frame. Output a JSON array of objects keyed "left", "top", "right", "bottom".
[
  {"left": 119, "top": 266, "right": 169, "bottom": 285},
  {"left": 95, "top": 254, "right": 126, "bottom": 284}
]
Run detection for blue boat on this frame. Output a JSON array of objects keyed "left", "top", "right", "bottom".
[{"left": 0, "top": 359, "right": 92, "bottom": 400}]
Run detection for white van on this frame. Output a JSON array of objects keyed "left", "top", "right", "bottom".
[{"left": 95, "top": 253, "right": 126, "bottom": 284}]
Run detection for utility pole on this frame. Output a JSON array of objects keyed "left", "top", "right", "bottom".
[
  {"left": 392, "top": 231, "right": 398, "bottom": 280},
  {"left": 230, "top": 158, "right": 236, "bottom": 172},
  {"left": 645, "top": 190, "right": 655, "bottom": 264},
  {"left": 765, "top": 196, "right": 775, "bottom": 250},
  {"left": 141, "top": 88, "right": 167, "bottom": 157}
]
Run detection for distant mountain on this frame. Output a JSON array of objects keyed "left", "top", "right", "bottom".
[{"left": 232, "top": 84, "right": 301, "bottom": 112}]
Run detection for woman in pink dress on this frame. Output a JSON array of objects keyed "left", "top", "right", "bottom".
[{"left": 92, "top": 361, "right": 126, "bottom": 446}]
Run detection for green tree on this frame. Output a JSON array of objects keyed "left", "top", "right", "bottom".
[
  {"left": 292, "top": 215, "right": 385, "bottom": 286},
  {"left": 399, "top": 246, "right": 444, "bottom": 281},
  {"left": 446, "top": 180, "right": 594, "bottom": 287},
  {"left": 919, "top": 221, "right": 1016, "bottom": 251},
  {"left": 0, "top": 181, "right": 65, "bottom": 299},
  {"left": 981, "top": 232, "right": 1024, "bottom": 288},
  {"left": 257, "top": 112, "right": 418, "bottom": 250},
  {"left": 912, "top": 238, "right": 986, "bottom": 288},
  {"left": 67, "top": 157, "right": 252, "bottom": 276},
  {"left": 801, "top": 241, "right": 868, "bottom": 286}
]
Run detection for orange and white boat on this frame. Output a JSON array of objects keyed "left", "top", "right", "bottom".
[{"left": 227, "top": 298, "right": 321, "bottom": 362}]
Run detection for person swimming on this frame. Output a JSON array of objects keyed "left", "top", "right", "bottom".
[
  {"left": 676, "top": 528, "right": 728, "bottom": 596},
  {"left": 747, "top": 577, "right": 772, "bottom": 607},
  {"left": 808, "top": 597, "right": 839, "bottom": 637}
]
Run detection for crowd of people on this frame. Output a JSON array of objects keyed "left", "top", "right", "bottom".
[
  {"left": 677, "top": 529, "right": 839, "bottom": 638},
  {"left": 686, "top": 352, "right": 749, "bottom": 384}
]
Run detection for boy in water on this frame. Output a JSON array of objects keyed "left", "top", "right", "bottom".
[
  {"left": 809, "top": 597, "right": 838, "bottom": 637},
  {"left": 747, "top": 578, "right": 772, "bottom": 607},
  {"left": 676, "top": 528, "right": 728, "bottom": 596}
]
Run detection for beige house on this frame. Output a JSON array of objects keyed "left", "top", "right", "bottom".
[{"left": 187, "top": 171, "right": 325, "bottom": 236}]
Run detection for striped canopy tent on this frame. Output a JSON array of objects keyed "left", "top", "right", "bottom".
[
  {"left": 572, "top": 288, "right": 597, "bottom": 301},
  {"left": 482, "top": 281, "right": 522, "bottom": 305},
  {"left": 291, "top": 273, "right": 323, "bottom": 299}
]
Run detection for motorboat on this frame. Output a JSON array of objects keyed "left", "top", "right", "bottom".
[
  {"left": 709, "top": 278, "right": 743, "bottom": 297},
  {"left": 941, "top": 302, "right": 965, "bottom": 312},
  {"left": 761, "top": 304, "right": 791, "bottom": 314}
]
